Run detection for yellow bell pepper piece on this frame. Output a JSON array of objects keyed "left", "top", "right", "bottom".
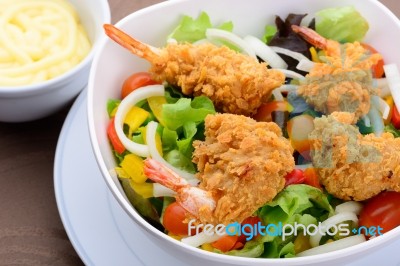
[
  {"left": 115, "top": 167, "right": 130, "bottom": 179},
  {"left": 120, "top": 153, "right": 147, "bottom": 183},
  {"left": 129, "top": 180, "right": 153, "bottom": 198},
  {"left": 155, "top": 130, "right": 163, "bottom": 156},
  {"left": 309, "top": 47, "right": 320, "bottom": 63},
  {"left": 124, "top": 106, "right": 149, "bottom": 138},
  {"left": 148, "top": 96, "right": 167, "bottom": 126},
  {"left": 141, "top": 125, "right": 163, "bottom": 156},
  {"left": 294, "top": 233, "right": 312, "bottom": 254},
  {"left": 384, "top": 96, "right": 394, "bottom": 125},
  {"left": 201, "top": 243, "right": 214, "bottom": 252},
  {"left": 110, "top": 106, "right": 119, "bottom": 118},
  {"left": 168, "top": 233, "right": 183, "bottom": 240}
]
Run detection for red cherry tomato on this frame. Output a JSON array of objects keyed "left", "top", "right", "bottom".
[
  {"left": 237, "top": 216, "right": 262, "bottom": 243},
  {"left": 391, "top": 105, "right": 400, "bottom": 129},
  {"left": 121, "top": 72, "right": 159, "bottom": 99},
  {"left": 163, "top": 202, "right": 193, "bottom": 236},
  {"left": 211, "top": 235, "right": 239, "bottom": 252},
  {"left": 359, "top": 191, "right": 400, "bottom": 234},
  {"left": 361, "top": 43, "right": 385, "bottom": 78},
  {"left": 284, "top": 169, "right": 305, "bottom": 187},
  {"left": 303, "top": 168, "right": 322, "bottom": 190}
]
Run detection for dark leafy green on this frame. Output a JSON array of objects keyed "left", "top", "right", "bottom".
[
  {"left": 120, "top": 178, "right": 162, "bottom": 230},
  {"left": 268, "top": 14, "right": 314, "bottom": 74}
]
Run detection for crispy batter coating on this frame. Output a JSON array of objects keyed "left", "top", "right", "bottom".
[
  {"left": 310, "top": 112, "right": 400, "bottom": 201},
  {"left": 298, "top": 39, "right": 381, "bottom": 122},
  {"left": 192, "top": 113, "right": 294, "bottom": 225},
  {"left": 149, "top": 43, "right": 285, "bottom": 116}
]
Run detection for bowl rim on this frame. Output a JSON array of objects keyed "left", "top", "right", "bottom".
[
  {"left": 87, "top": 0, "right": 400, "bottom": 264},
  {"left": 0, "top": 0, "right": 111, "bottom": 96}
]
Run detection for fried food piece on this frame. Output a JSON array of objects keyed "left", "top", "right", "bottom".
[
  {"left": 310, "top": 112, "right": 400, "bottom": 201},
  {"left": 192, "top": 113, "right": 294, "bottom": 224},
  {"left": 104, "top": 24, "right": 285, "bottom": 116},
  {"left": 292, "top": 26, "right": 382, "bottom": 122}
]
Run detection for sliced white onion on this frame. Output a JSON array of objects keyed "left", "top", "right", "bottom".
[
  {"left": 153, "top": 183, "right": 176, "bottom": 197},
  {"left": 383, "top": 64, "right": 400, "bottom": 111},
  {"left": 272, "top": 89, "right": 284, "bottom": 101},
  {"left": 146, "top": 121, "right": 197, "bottom": 182},
  {"left": 114, "top": 85, "right": 165, "bottom": 157},
  {"left": 181, "top": 231, "right": 225, "bottom": 247},
  {"left": 367, "top": 105, "right": 384, "bottom": 137},
  {"left": 297, "top": 235, "right": 366, "bottom": 257},
  {"left": 205, "top": 28, "right": 256, "bottom": 59},
  {"left": 192, "top": 38, "right": 211, "bottom": 46},
  {"left": 297, "top": 58, "right": 315, "bottom": 72},
  {"left": 275, "top": 69, "right": 305, "bottom": 80},
  {"left": 361, "top": 115, "right": 371, "bottom": 127},
  {"left": 335, "top": 201, "right": 363, "bottom": 215},
  {"left": 374, "top": 78, "right": 390, "bottom": 98},
  {"left": 309, "top": 212, "right": 358, "bottom": 247},
  {"left": 243, "top": 35, "right": 288, "bottom": 69},
  {"left": 270, "top": 46, "right": 310, "bottom": 63},
  {"left": 372, "top": 95, "right": 390, "bottom": 120}
]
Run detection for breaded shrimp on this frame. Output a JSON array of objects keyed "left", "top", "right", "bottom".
[
  {"left": 292, "top": 25, "right": 382, "bottom": 122},
  {"left": 143, "top": 113, "right": 294, "bottom": 225},
  {"left": 309, "top": 112, "right": 400, "bottom": 201},
  {"left": 104, "top": 24, "right": 285, "bottom": 116},
  {"left": 193, "top": 113, "right": 294, "bottom": 225}
]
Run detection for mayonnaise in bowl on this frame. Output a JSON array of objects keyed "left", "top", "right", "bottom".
[{"left": 0, "top": 0, "right": 91, "bottom": 86}]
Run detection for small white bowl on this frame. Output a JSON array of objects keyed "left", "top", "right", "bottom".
[
  {"left": 0, "top": 0, "right": 111, "bottom": 122},
  {"left": 88, "top": 0, "right": 400, "bottom": 265}
]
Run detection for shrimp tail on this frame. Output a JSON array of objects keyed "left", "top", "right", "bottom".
[
  {"left": 103, "top": 24, "right": 160, "bottom": 62},
  {"left": 144, "top": 158, "right": 216, "bottom": 218},
  {"left": 143, "top": 158, "right": 188, "bottom": 191},
  {"left": 291, "top": 25, "right": 328, "bottom": 50},
  {"left": 177, "top": 187, "right": 216, "bottom": 217}
]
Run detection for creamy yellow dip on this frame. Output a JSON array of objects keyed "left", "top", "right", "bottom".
[{"left": 0, "top": 0, "right": 91, "bottom": 86}]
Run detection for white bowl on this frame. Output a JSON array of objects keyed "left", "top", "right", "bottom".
[
  {"left": 0, "top": 0, "right": 111, "bottom": 123},
  {"left": 88, "top": 0, "right": 400, "bottom": 265}
]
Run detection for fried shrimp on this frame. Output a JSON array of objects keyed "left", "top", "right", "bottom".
[
  {"left": 310, "top": 112, "right": 400, "bottom": 201},
  {"left": 292, "top": 25, "right": 382, "bottom": 122},
  {"left": 104, "top": 24, "right": 285, "bottom": 116},
  {"left": 193, "top": 113, "right": 294, "bottom": 224},
  {"left": 144, "top": 113, "right": 294, "bottom": 225}
]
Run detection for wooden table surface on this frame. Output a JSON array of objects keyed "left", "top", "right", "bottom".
[{"left": 0, "top": 0, "right": 399, "bottom": 265}]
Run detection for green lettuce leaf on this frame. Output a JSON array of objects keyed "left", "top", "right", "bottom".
[
  {"left": 258, "top": 184, "right": 334, "bottom": 226},
  {"left": 316, "top": 6, "right": 369, "bottom": 43},
  {"left": 107, "top": 99, "right": 120, "bottom": 117},
  {"left": 224, "top": 240, "right": 264, "bottom": 257},
  {"left": 168, "top": 11, "right": 233, "bottom": 43},
  {"left": 162, "top": 96, "right": 215, "bottom": 131},
  {"left": 262, "top": 25, "right": 277, "bottom": 44},
  {"left": 160, "top": 94, "right": 215, "bottom": 173}
]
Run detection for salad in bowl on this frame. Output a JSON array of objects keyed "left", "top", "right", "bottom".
[{"left": 88, "top": 0, "right": 400, "bottom": 264}]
